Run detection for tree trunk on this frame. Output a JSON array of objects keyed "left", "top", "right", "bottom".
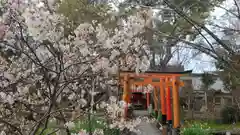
[
  {"left": 150, "top": 51, "right": 156, "bottom": 69},
  {"left": 205, "top": 91, "right": 208, "bottom": 110},
  {"left": 188, "top": 94, "right": 191, "bottom": 111},
  {"left": 191, "top": 98, "right": 194, "bottom": 120}
]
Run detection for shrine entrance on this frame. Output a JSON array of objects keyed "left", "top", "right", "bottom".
[
  {"left": 119, "top": 70, "right": 192, "bottom": 134},
  {"left": 131, "top": 92, "right": 147, "bottom": 110}
]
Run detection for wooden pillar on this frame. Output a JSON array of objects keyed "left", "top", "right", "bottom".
[
  {"left": 146, "top": 92, "right": 150, "bottom": 109},
  {"left": 122, "top": 75, "right": 129, "bottom": 119},
  {"left": 153, "top": 87, "right": 158, "bottom": 112},
  {"left": 160, "top": 78, "right": 166, "bottom": 124},
  {"left": 160, "top": 78, "right": 167, "bottom": 135},
  {"left": 172, "top": 76, "right": 180, "bottom": 128},
  {"left": 166, "top": 78, "right": 172, "bottom": 125}
]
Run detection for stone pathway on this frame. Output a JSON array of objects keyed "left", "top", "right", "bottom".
[
  {"left": 136, "top": 121, "right": 160, "bottom": 135},
  {"left": 133, "top": 110, "right": 161, "bottom": 135}
]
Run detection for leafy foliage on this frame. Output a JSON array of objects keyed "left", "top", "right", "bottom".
[
  {"left": 221, "top": 106, "right": 238, "bottom": 124},
  {"left": 211, "top": 1, "right": 240, "bottom": 91},
  {"left": 201, "top": 72, "right": 216, "bottom": 90}
]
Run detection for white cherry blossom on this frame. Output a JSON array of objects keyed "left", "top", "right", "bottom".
[{"left": 0, "top": 0, "right": 151, "bottom": 134}]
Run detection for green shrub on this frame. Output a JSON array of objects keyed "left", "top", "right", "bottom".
[
  {"left": 181, "top": 123, "right": 212, "bottom": 135},
  {"left": 221, "top": 106, "right": 238, "bottom": 124}
]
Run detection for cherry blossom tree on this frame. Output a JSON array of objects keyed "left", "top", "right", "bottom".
[{"left": 0, "top": 0, "right": 151, "bottom": 134}]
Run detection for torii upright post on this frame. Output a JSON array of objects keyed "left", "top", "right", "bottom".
[
  {"left": 122, "top": 75, "right": 130, "bottom": 119},
  {"left": 160, "top": 78, "right": 167, "bottom": 135},
  {"left": 146, "top": 91, "right": 150, "bottom": 109},
  {"left": 160, "top": 78, "right": 166, "bottom": 124},
  {"left": 165, "top": 78, "right": 172, "bottom": 127},
  {"left": 153, "top": 86, "right": 158, "bottom": 118},
  {"left": 172, "top": 76, "right": 180, "bottom": 131}
]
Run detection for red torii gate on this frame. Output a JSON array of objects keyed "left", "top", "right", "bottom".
[{"left": 119, "top": 70, "right": 192, "bottom": 134}]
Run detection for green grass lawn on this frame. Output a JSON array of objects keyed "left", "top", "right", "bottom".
[
  {"left": 183, "top": 120, "right": 240, "bottom": 131},
  {"left": 207, "top": 122, "right": 240, "bottom": 130}
]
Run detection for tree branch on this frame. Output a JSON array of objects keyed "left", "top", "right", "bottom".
[
  {"left": 233, "top": 0, "right": 240, "bottom": 19},
  {"left": 0, "top": 118, "right": 23, "bottom": 135},
  {"left": 163, "top": 0, "right": 234, "bottom": 55}
]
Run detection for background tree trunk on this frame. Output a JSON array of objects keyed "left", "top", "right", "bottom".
[{"left": 205, "top": 90, "right": 208, "bottom": 110}]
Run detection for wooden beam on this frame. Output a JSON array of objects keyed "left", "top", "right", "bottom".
[
  {"left": 119, "top": 70, "right": 192, "bottom": 78},
  {"left": 120, "top": 79, "right": 184, "bottom": 88}
]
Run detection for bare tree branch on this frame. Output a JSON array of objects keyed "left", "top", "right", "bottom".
[{"left": 233, "top": 0, "right": 240, "bottom": 19}]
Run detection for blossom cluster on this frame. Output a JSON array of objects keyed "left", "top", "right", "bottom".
[
  {"left": 64, "top": 96, "right": 144, "bottom": 135},
  {"left": 0, "top": 0, "right": 151, "bottom": 134}
]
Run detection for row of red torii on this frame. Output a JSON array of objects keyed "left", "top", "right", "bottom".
[{"left": 118, "top": 70, "right": 192, "bottom": 134}]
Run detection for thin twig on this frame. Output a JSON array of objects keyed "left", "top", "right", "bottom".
[{"left": 0, "top": 118, "right": 24, "bottom": 135}]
